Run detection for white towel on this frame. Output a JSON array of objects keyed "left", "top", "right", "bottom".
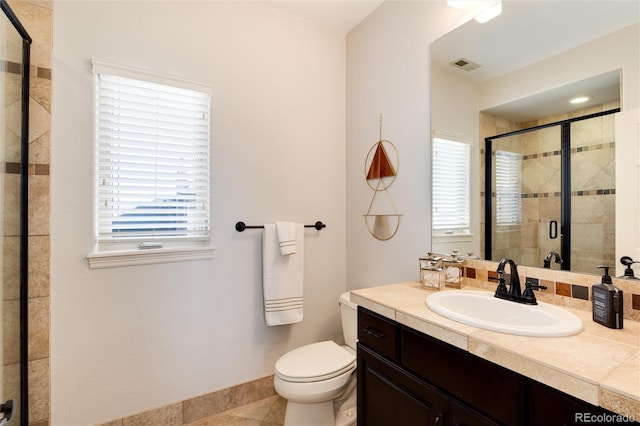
[
  {"left": 262, "top": 223, "right": 304, "bottom": 326},
  {"left": 275, "top": 221, "right": 297, "bottom": 255}
]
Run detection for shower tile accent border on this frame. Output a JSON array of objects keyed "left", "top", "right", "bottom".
[
  {"left": 633, "top": 294, "right": 640, "bottom": 311},
  {"left": 556, "top": 282, "right": 572, "bottom": 297},
  {"left": 521, "top": 142, "right": 615, "bottom": 161},
  {"left": 5, "top": 162, "right": 50, "bottom": 175},
  {"left": 486, "top": 189, "right": 616, "bottom": 199},
  {"left": 571, "top": 284, "right": 589, "bottom": 300},
  {"left": 0, "top": 60, "right": 52, "bottom": 81},
  {"left": 95, "top": 375, "right": 277, "bottom": 426}
]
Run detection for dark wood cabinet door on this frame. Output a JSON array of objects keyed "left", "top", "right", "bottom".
[
  {"left": 528, "top": 380, "right": 638, "bottom": 426},
  {"left": 358, "top": 344, "right": 448, "bottom": 426},
  {"left": 450, "top": 400, "right": 501, "bottom": 426},
  {"left": 401, "top": 327, "right": 522, "bottom": 426}
]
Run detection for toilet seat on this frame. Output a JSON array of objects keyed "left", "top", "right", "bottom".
[{"left": 275, "top": 341, "right": 356, "bottom": 383}]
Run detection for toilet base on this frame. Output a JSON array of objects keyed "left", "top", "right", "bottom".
[
  {"left": 284, "top": 400, "right": 335, "bottom": 426},
  {"left": 282, "top": 384, "right": 357, "bottom": 426},
  {"left": 334, "top": 387, "right": 357, "bottom": 426}
]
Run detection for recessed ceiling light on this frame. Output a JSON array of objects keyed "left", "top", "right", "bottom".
[{"left": 569, "top": 96, "right": 591, "bottom": 104}]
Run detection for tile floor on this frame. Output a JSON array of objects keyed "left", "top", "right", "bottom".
[{"left": 184, "top": 395, "right": 286, "bottom": 426}]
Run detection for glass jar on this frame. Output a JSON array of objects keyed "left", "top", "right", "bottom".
[
  {"left": 441, "top": 251, "right": 465, "bottom": 289},
  {"left": 419, "top": 255, "right": 445, "bottom": 289}
]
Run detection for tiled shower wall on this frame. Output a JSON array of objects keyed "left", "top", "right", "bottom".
[
  {"left": 480, "top": 102, "right": 618, "bottom": 274},
  {"left": 6, "top": 0, "right": 51, "bottom": 425}
]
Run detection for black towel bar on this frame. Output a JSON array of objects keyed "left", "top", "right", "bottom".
[{"left": 235, "top": 221, "right": 326, "bottom": 232}]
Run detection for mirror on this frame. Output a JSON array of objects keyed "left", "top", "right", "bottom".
[{"left": 430, "top": 0, "right": 640, "bottom": 274}]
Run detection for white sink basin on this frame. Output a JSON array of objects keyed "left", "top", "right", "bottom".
[{"left": 426, "top": 290, "right": 583, "bottom": 337}]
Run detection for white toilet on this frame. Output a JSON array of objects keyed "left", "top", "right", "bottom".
[{"left": 274, "top": 292, "right": 358, "bottom": 426}]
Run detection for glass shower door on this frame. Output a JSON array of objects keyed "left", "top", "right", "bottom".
[
  {"left": 486, "top": 108, "right": 618, "bottom": 273},
  {"left": 1, "top": 0, "right": 31, "bottom": 423},
  {"left": 490, "top": 126, "right": 563, "bottom": 268}
]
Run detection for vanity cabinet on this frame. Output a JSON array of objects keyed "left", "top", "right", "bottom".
[
  {"left": 526, "top": 380, "right": 636, "bottom": 426},
  {"left": 357, "top": 307, "right": 503, "bottom": 426},
  {"left": 358, "top": 345, "right": 448, "bottom": 425},
  {"left": 357, "top": 306, "right": 636, "bottom": 426}
]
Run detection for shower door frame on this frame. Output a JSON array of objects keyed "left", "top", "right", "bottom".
[
  {"left": 0, "top": 0, "right": 31, "bottom": 424},
  {"left": 484, "top": 107, "right": 620, "bottom": 271}
]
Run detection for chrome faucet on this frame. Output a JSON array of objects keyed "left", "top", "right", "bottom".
[
  {"left": 495, "top": 258, "right": 546, "bottom": 305},
  {"left": 543, "top": 251, "right": 563, "bottom": 269}
]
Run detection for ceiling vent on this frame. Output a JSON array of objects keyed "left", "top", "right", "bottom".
[{"left": 449, "top": 58, "right": 481, "bottom": 72}]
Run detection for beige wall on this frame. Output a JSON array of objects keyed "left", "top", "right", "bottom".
[
  {"left": 345, "top": 1, "right": 471, "bottom": 289},
  {"left": 51, "top": 2, "right": 347, "bottom": 424}
]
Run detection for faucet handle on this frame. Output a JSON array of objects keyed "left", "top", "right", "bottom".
[
  {"left": 526, "top": 282, "right": 548, "bottom": 291},
  {"left": 525, "top": 277, "right": 548, "bottom": 291},
  {"left": 522, "top": 281, "right": 548, "bottom": 304},
  {"left": 522, "top": 286, "right": 537, "bottom": 304},
  {"left": 494, "top": 275, "right": 509, "bottom": 297}
]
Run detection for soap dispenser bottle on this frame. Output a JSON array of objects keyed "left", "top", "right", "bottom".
[{"left": 592, "top": 266, "right": 623, "bottom": 329}]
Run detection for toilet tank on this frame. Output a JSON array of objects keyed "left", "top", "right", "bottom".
[{"left": 339, "top": 292, "right": 358, "bottom": 350}]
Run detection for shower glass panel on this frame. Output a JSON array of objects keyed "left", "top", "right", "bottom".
[
  {"left": 1, "top": 0, "right": 31, "bottom": 424},
  {"left": 489, "top": 126, "right": 562, "bottom": 268},
  {"left": 486, "top": 108, "right": 618, "bottom": 274},
  {"left": 569, "top": 114, "right": 616, "bottom": 273}
]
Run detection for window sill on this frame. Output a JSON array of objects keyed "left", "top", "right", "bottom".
[
  {"left": 432, "top": 232, "right": 474, "bottom": 244},
  {"left": 87, "top": 245, "right": 216, "bottom": 269}
]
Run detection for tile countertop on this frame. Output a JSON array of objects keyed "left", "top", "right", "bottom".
[{"left": 350, "top": 281, "right": 640, "bottom": 420}]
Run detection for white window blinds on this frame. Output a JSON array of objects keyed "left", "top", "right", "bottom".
[
  {"left": 432, "top": 137, "right": 470, "bottom": 231},
  {"left": 495, "top": 150, "right": 522, "bottom": 226},
  {"left": 94, "top": 66, "right": 211, "bottom": 244}
]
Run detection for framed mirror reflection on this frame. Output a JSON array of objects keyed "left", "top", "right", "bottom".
[{"left": 430, "top": 0, "right": 640, "bottom": 275}]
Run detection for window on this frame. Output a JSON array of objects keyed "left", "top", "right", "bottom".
[
  {"left": 495, "top": 150, "right": 522, "bottom": 226},
  {"left": 88, "top": 60, "right": 214, "bottom": 268},
  {"left": 432, "top": 137, "right": 471, "bottom": 233}
]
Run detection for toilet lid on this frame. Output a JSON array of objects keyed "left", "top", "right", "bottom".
[{"left": 275, "top": 341, "right": 356, "bottom": 383}]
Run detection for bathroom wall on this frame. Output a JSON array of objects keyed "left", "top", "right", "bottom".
[
  {"left": 430, "top": 65, "right": 481, "bottom": 257},
  {"left": 346, "top": 1, "right": 471, "bottom": 289},
  {"left": 479, "top": 23, "right": 640, "bottom": 113},
  {"left": 51, "top": 2, "right": 346, "bottom": 424}
]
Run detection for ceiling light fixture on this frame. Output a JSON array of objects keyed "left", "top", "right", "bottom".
[
  {"left": 446, "top": 0, "right": 502, "bottom": 23},
  {"left": 474, "top": 0, "right": 502, "bottom": 23},
  {"left": 569, "top": 96, "right": 591, "bottom": 104}
]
